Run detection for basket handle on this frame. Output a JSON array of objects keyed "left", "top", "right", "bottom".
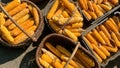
[
  {"left": 64, "top": 42, "right": 80, "bottom": 68},
  {"left": 0, "top": 4, "right": 37, "bottom": 42}
]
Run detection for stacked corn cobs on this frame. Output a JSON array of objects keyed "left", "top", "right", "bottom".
[
  {"left": 78, "top": 0, "right": 119, "bottom": 20},
  {"left": 0, "top": 0, "right": 39, "bottom": 44},
  {"left": 39, "top": 42, "right": 95, "bottom": 68},
  {"left": 84, "top": 16, "right": 120, "bottom": 63},
  {"left": 47, "top": 0, "right": 84, "bottom": 42}
]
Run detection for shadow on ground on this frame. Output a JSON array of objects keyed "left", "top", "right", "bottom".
[
  {"left": 0, "top": 46, "right": 27, "bottom": 64},
  {"left": 19, "top": 48, "right": 38, "bottom": 68}
]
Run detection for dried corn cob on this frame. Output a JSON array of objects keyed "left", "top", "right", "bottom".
[
  {"left": 93, "top": 51, "right": 102, "bottom": 63},
  {"left": 8, "top": 14, "right": 31, "bottom": 30},
  {"left": 92, "top": 29, "right": 106, "bottom": 45},
  {"left": 98, "top": 44, "right": 110, "bottom": 57},
  {"left": 4, "top": 0, "right": 20, "bottom": 12},
  {"left": 0, "top": 25, "right": 14, "bottom": 44},
  {"left": 41, "top": 53, "right": 53, "bottom": 64},
  {"left": 45, "top": 42, "right": 62, "bottom": 58},
  {"left": 63, "top": 29, "right": 78, "bottom": 41},
  {"left": 39, "top": 58, "right": 53, "bottom": 68},
  {"left": 48, "top": 19, "right": 61, "bottom": 33},
  {"left": 85, "top": 33, "right": 98, "bottom": 45},
  {"left": 0, "top": 13, "right": 5, "bottom": 25},
  {"left": 99, "top": 31, "right": 112, "bottom": 47},
  {"left": 32, "top": 7, "right": 39, "bottom": 26},
  {"left": 62, "top": 10, "right": 70, "bottom": 18},
  {"left": 14, "top": 25, "right": 36, "bottom": 44},
  {"left": 99, "top": 24, "right": 111, "bottom": 39},
  {"left": 75, "top": 49, "right": 95, "bottom": 67},
  {"left": 47, "top": 0, "right": 59, "bottom": 19},
  {"left": 93, "top": 3, "right": 103, "bottom": 17},
  {"left": 92, "top": 43, "right": 107, "bottom": 60},
  {"left": 60, "top": 55, "right": 78, "bottom": 68},
  {"left": 82, "top": 10, "right": 92, "bottom": 20},
  {"left": 111, "top": 32, "right": 120, "bottom": 47},
  {"left": 8, "top": 2, "right": 28, "bottom": 16},
  {"left": 41, "top": 48, "right": 61, "bottom": 62},
  {"left": 83, "top": 37, "right": 93, "bottom": 49},
  {"left": 11, "top": 20, "right": 34, "bottom": 36},
  {"left": 4, "top": 8, "right": 29, "bottom": 26},
  {"left": 56, "top": 45, "right": 71, "bottom": 57},
  {"left": 103, "top": 45, "right": 118, "bottom": 52},
  {"left": 87, "top": 11, "right": 97, "bottom": 20},
  {"left": 100, "top": 4, "right": 112, "bottom": 11}
]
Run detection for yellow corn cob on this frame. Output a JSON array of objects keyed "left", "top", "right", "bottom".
[
  {"left": 63, "top": 29, "right": 78, "bottom": 41},
  {"left": 72, "top": 22, "right": 83, "bottom": 28},
  {"left": 8, "top": 14, "right": 31, "bottom": 30},
  {"left": 109, "top": 18, "right": 118, "bottom": 30},
  {"left": 98, "top": 44, "right": 110, "bottom": 57},
  {"left": 61, "top": 61, "right": 76, "bottom": 68},
  {"left": 92, "top": 29, "right": 106, "bottom": 45},
  {"left": 88, "top": 1, "right": 94, "bottom": 11},
  {"left": 56, "top": 45, "right": 71, "bottom": 57},
  {"left": 100, "top": 4, "right": 112, "bottom": 11},
  {"left": 109, "top": 0, "right": 119, "bottom": 5},
  {"left": 39, "top": 58, "right": 53, "bottom": 68},
  {"left": 78, "top": 0, "right": 88, "bottom": 10},
  {"left": 99, "top": 24, "right": 111, "bottom": 39},
  {"left": 66, "top": 28, "right": 83, "bottom": 33},
  {"left": 97, "top": 5, "right": 106, "bottom": 13},
  {"left": 85, "top": 33, "right": 98, "bottom": 45},
  {"left": 0, "top": 13, "right": 5, "bottom": 25},
  {"left": 41, "top": 48, "right": 61, "bottom": 62},
  {"left": 60, "top": 55, "right": 78, "bottom": 68},
  {"left": 4, "top": 0, "right": 20, "bottom": 12},
  {"left": 48, "top": 19, "right": 61, "bottom": 33},
  {"left": 62, "top": 10, "right": 70, "bottom": 18},
  {"left": 28, "top": 5, "right": 33, "bottom": 13},
  {"left": 47, "top": 0, "right": 59, "bottom": 19},
  {"left": 73, "top": 32, "right": 81, "bottom": 37},
  {"left": 0, "top": 25, "right": 14, "bottom": 44},
  {"left": 93, "top": 3, "right": 103, "bottom": 17},
  {"left": 83, "top": 37, "right": 93, "bottom": 49},
  {"left": 45, "top": 42, "right": 61, "bottom": 58},
  {"left": 14, "top": 25, "right": 36, "bottom": 44},
  {"left": 93, "top": 51, "right": 102, "bottom": 63},
  {"left": 11, "top": 20, "right": 34, "bottom": 36},
  {"left": 32, "top": 7, "right": 39, "bottom": 26},
  {"left": 97, "top": 0, "right": 103, "bottom": 4},
  {"left": 4, "top": 8, "right": 29, "bottom": 26},
  {"left": 105, "top": 20, "right": 119, "bottom": 34},
  {"left": 111, "top": 32, "right": 120, "bottom": 47},
  {"left": 8, "top": 2, "right": 28, "bottom": 16},
  {"left": 87, "top": 11, "right": 97, "bottom": 20},
  {"left": 76, "top": 49, "right": 95, "bottom": 67},
  {"left": 52, "top": 7, "right": 64, "bottom": 19},
  {"left": 61, "top": 0, "right": 76, "bottom": 12},
  {"left": 99, "top": 31, "right": 112, "bottom": 47},
  {"left": 82, "top": 10, "right": 92, "bottom": 20},
  {"left": 103, "top": 45, "right": 118, "bottom": 52},
  {"left": 52, "top": 60, "right": 63, "bottom": 68},
  {"left": 41, "top": 53, "right": 53, "bottom": 64},
  {"left": 92, "top": 44, "right": 107, "bottom": 60}
]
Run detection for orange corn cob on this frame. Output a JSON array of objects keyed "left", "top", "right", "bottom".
[
  {"left": 8, "top": 2, "right": 28, "bottom": 16},
  {"left": 11, "top": 19, "right": 34, "bottom": 36},
  {"left": 4, "top": 8, "right": 29, "bottom": 26},
  {"left": 14, "top": 25, "right": 37, "bottom": 44}
]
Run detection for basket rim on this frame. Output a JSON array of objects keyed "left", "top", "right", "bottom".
[
  {"left": 35, "top": 33, "right": 100, "bottom": 68},
  {"left": 0, "top": 0, "right": 44, "bottom": 48}
]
